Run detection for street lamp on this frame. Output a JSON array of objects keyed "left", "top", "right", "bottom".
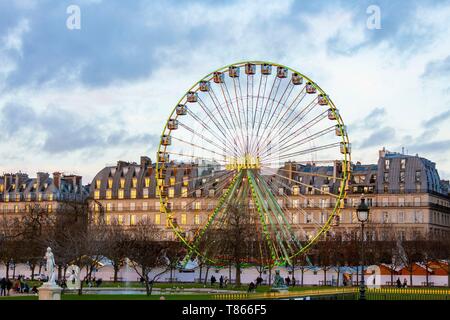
[{"left": 356, "top": 197, "right": 370, "bottom": 300}]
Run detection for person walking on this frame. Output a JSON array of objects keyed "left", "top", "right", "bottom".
[
  {"left": 0, "top": 278, "right": 6, "bottom": 296},
  {"left": 396, "top": 278, "right": 402, "bottom": 288},
  {"left": 219, "top": 275, "right": 224, "bottom": 288},
  {"left": 403, "top": 278, "right": 408, "bottom": 288},
  {"left": 210, "top": 275, "right": 216, "bottom": 286}
]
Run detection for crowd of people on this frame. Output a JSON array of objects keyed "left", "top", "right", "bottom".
[{"left": 1, "top": 276, "right": 39, "bottom": 296}]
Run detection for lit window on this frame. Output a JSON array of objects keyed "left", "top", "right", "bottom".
[
  {"left": 38, "top": 193, "right": 43, "bottom": 201},
  {"left": 96, "top": 180, "right": 101, "bottom": 189},
  {"left": 145, "top": 177, "right": 150, "bottom": 188},
  {"left": 155, "top": 213, "right": 161, "bottom": 225},
  {"left": 4, "top": 194, "right": 9, "bottom": 202},
  {"left": 132, "top": 177, "right": 138, "bottom": 188},
  {"left": 169, "top": 187, "right": 175, "bottom": 198},
  {"left": 106, "top": 190, "right": 112, "bottom": 200},
  {"left": 25, "top": 205, "right": 30, "bottom": 212},
  {"left": 118, "top": 215, "right": 124, "bottom": 225},
  {"left": 170, "top": 177, "right": 176, "bottom": 186},
  {"left": 182, "top": 187, "right": 188, "bottom": 198},
  {"left": 293, "top": 186, "right": 299, "bottom": 196},
  {"left": 142, "top": 202, "right": 148, "bottom": 211},
  {"left": 106, "top": 215, "right": 111, "bottom": 225},
  {"left": 183, "top": 176, "right": 189, "bottom": 186},
  {"left": 130, "top": 215, "right": 136, "bottom": 226},
  {"left": 118, "top": 189, "right": 124, "bottom": 199},
  {"left": 181, "top": 213, "right": 187, "bottom": 225},
  {"left": 131, "top": 189, "right": 137, "bottom": 199},
  {"left": 143, "top": 188, "right": 149, "bottom": 199},
  {"left": 108, "top": 178, "right": 113, "bottom": 189},
  {"left": 14, "top": 205, "right": 19, "bottom": 213},
  {"left": 194, "top": 214, "right": 200, "bottom": 225},
  {"left": 15, "top": 193, "right": 20, "bottom": 201},
  {"left": 106, "top": 203, "right": 113, "bottom": 212},
  {"left": 94, "top": 204, "right": 99, "bottom": 212},
  {"left": 195, "top": 202, "right": 201, "bottom": 210},
  {"left": 292, "top": 199, "right": 299, "bottom": 208},
  {"left": 94, "top": 190, "right": 100, "bottom": 200},
  {"left": 120, "top": 178, "right": 125, "bottom": 189},
  {"left": 47, "top": 204, "right": 52, "bottom": 213}
]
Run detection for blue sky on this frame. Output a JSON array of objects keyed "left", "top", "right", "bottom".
[{"left": 1, "top": 0, "right": 450, "bottom": 182}]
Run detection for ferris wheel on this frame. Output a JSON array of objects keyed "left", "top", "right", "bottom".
[{"left": 156, "top": 61, "right": 351, "bottom": 267}]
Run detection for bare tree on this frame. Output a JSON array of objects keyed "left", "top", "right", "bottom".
[{"left": 125, "top": 219, "right": 181, "bottom": 296}]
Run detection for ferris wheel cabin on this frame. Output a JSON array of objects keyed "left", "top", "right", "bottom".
[
  {"left": 328, "top": 109, "right": 339, "bottom": 121},
  {"left": 199, "top": 81, "right": 211, "bottom": 92},
  {"left": 176, "top": 104, "right": 187, "bottom": 116},
  {"left": 291, "top": 73, "right": 303, "bottom": 85},
  {"left": 245, "top": 63, "right": 256, "bottom": 75},
  {"left": 261, "top": 64, "right": 272, "bottom": 75},
  {"left": 229, "top": 66, "right": 240, "bottom": 78},
  {"left": 213, "top": 72, "right": 225, "bottom": 84},
  {"left": 277, "top": 66, "right": 288, "bottom": 78},
  {"left": 187, "top": 91, "right": 198, "bottom": 103},
  {"left": 168, "top": 119, "right": 179, "bottom": 130},
  {"left": 318, "top": 94, "right": 329, "bottom": 105},
  {"left": 306, "top": 82, "right": 317, "bottom": 94}
]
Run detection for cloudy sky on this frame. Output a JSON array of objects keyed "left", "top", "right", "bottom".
[{"left": 1, "top": 0, "right": 450, "bottom": 183}]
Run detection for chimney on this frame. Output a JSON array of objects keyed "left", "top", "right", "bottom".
[
  {"left": 36, "top": 172, "right": 49, "bottom": 190},
  {"left": 53, "top": 172, "right": 62, "bottom": 189},
  {"left": 379, "top": 147, "right": 386, "bottom": 158}
]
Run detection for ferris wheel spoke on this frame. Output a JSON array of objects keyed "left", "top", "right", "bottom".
[
  {"left": 262, "top": 169, "right": 339, "bottom": 198},
  {"left": 255, "top": 174, "right": 304, "bottom": 259},
  {"left": 275, "top": 166, "right": 344, "bottom": 181},
  {"left": 260, "top": 142, "right": 341, "bottom": 164},
  {"left": 248, "top": 73, "right": 268, "bottom": 157},
  {"left": 259, "top": 121, "right": 334, "bottom": 160},
  {"left": 218, "top": 82, "right": 247, "bottom": 155},
  {"left": 258, "top": 96, "right": 319, "bottom": 152},
  {"left": 197, "top": 96, "right": 233, "bottom": 143},
  {"left": 184, "top": 110, "right": 230, "bottom": 148},
  {"left": 177, "top": 122, "right": 239, "bottom": 158},
  {"left": 258, "top": 82, "right": 295, "bottom": 148},
  {"left": 187, "top": 171, "right": 243, "bottom": 251},
  {"left": 252, "top": 76, "right": 279, "bottom": 154},
  {"left": 170, "top": 136, "right": 228, "bottom": 159}
]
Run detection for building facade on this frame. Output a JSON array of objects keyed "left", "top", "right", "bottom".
[
  {"left": 89, "top": 149, "right": 450, "bottom": 240},
  {"left": 0, "top": 171, "right": 87, "bottom": 220}
]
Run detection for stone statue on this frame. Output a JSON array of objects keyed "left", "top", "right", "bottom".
[
  {"left": 66, "top": 265, "right": 81, "bottom": 290},
  {"left": 271, "top": 270, "right": 288, "bottom": 292},
  {"left": 44, "top": 247, "right": 56, "bottom": 285}
]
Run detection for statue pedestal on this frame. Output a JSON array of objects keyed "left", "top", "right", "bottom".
[
  {"left": 39, "top": 283, "right": 62, "bottom": 300},
  {"left": 270, "top": 287, "right": 289, "bottom": 293}
]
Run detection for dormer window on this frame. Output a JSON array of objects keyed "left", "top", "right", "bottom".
[
  {"left": 385, "top": 159, "right": 390, "bottom": 170},
  {"left": 96, "top": 180, "right": 101, "bottom": 189},
  {"left": 145, "top": 177, "right": 150, "bottom": 188},
  {"left": 132, "top": 177, "right": 138, "bottom": 188},
  {"left": 400, "top": 159, "right": 406, "bottom": 170},
  {"left": 120, "top": 178, "right": 125, "bottom": 189}
]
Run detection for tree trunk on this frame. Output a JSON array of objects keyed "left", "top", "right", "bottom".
[
  {"left": 425, "top": 264, "right": 429, "bottom": 287},
  {"left": 113, "top": 265, "right": 119, "bottom": 283},
  {"left": 228, "top": 264, "right": 232, "bottom": 284},
  {"left": 5, "top": 262, "right": 10, "bottom": 279},
  {"left": 235, "top": 263, "right": 241, "bottom": 286},
  {"left": 301, "top": 268, "right": 304, "bottom": 287},
  {"left": 12, "top": 264, "right": 16, "bottom": 279},
  {"left": 204, "top": 266, "right": 210, "bottom": 286},
  {"left": 356, "top": 266, "right": 359, "bottom": 286},
  {"left": 291, "top": 266, "right": 295, "bottom": 287},
  {"left": 30, "top": 264, "right": 36, "bottom": 281},
  {"left": 38, "top": 263, "right": 42, "bottom": 275},
  {"left": 390, "top": 268, "right": 394, "bottom": 285},
  {"left": 409, "top": 266, "right": 413, "bottom": 287},
  {"left": 63, "top": 266, "right": 68, "bottom": 280},
  {"left": 198, "top": 264, "right": 203, "bottom": 283},
  {"left": 323, "top": 267, "right": 327, "bottom": 286}
]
